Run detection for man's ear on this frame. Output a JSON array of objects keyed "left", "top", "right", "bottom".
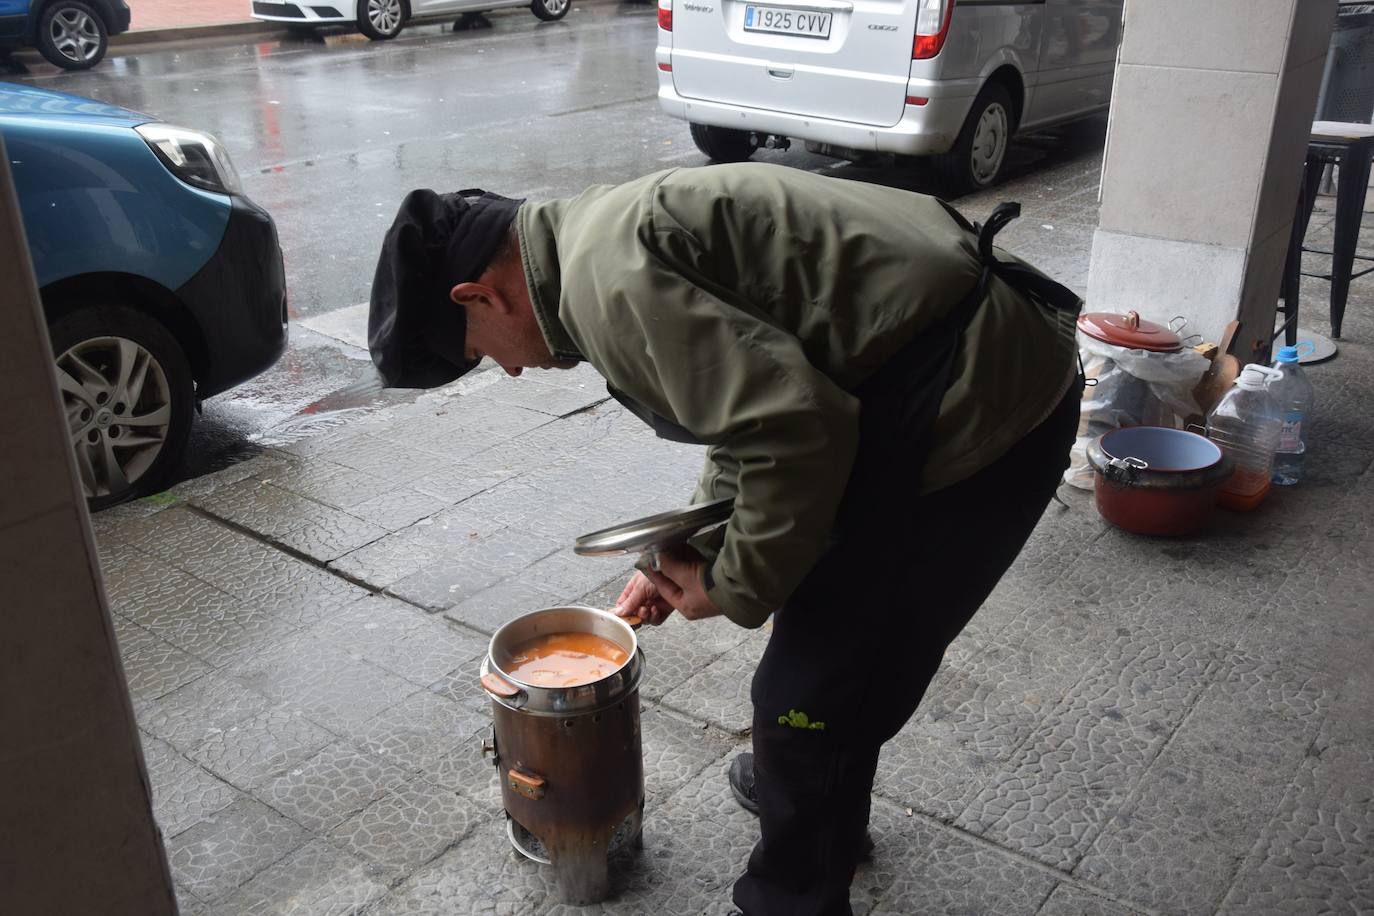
[{"left": 451, "top": 281, "right": 512, "bottom": 316}]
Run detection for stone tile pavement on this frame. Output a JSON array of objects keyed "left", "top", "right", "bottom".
[{"left": 93, "top": 159, "right": 1374, "bottom": 914}]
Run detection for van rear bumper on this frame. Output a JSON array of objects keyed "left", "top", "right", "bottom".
[{"left": 657, "top": 76, "right": 973, "bottom": 157}]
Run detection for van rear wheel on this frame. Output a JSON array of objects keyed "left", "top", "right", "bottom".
[
  {"left": 689, "top": 124, "right": 757, "bottom": 163},
  {"left": 932, "top": 82, "right": 1015, "bottom": 193}
]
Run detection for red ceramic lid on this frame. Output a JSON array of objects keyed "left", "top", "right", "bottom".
[{"left": 1076, "top": 310, "right": 1182, "bottom": 352}]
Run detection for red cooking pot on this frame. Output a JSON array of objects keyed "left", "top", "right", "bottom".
[{"left": 1086, "top": 427, "right": 1234, "bottom": 536}]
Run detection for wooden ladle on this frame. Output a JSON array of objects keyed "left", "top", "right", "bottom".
[{"left": 1192, "top": 319, "right": 1242, "bottom": 420}]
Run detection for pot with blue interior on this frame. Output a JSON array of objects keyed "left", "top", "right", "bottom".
[{"left": 1086, "top": 426, "right": 1234, "bottom": 536}]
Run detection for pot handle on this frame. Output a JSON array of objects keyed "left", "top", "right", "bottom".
[
  {"left": 604, "top": 606, "right": 644, "bottom": 629},
  {"left": 480, "top": 671, "right": 526, "bottom": 706},
  {"left": 1104, "top": 455, "right": 1149, "bottom": 487}
]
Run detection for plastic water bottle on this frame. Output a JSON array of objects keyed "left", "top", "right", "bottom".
[
  {"left": 1270, "top": 344, "right": 1316, "bottom": 485},
  {"left": 1206, "top": 364, "right": 1284, "bottom": 511}
]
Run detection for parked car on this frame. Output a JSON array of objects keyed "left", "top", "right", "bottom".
[
  {"left": 250, "top": 0, "right": 571, "bottom": 41},
  {"left": 656, "top": 0, "right": 1124, "bottom": 190},
  {"left": 0, "top": 0, "right": 130, "bottom": 70},
  {"left": 0, "top": 83, "right": 288, "bottom": 508}
]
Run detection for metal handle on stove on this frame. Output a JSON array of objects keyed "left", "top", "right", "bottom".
[{"left": 507, "top": 767, "right": 546, "bottom": 801}]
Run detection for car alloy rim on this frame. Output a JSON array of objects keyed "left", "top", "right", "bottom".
[
  {"left": 50, "top": 7, "right": 102, "bottom": 62},
  {"left": 368, "top": 0, "right": 402, "bottom": 32},
  {"left": 56, "top": 336, "right": 172, "bottom": 499},
  {"left": 543, "top": 0, "right": 569, "bottom": 13},
  {"left": 970, "top": 102, "right": 1008, "bottom": 185}
]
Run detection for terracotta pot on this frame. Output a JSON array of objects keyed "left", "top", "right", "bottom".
[{"left": 1087, "top": 427, "right": 1233, "bottom": 536}]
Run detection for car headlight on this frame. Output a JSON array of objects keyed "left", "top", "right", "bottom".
[{"left": 135, "top": 123, "right": 244, "bottom": 196}]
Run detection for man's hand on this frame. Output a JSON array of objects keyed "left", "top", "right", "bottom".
[
  {"left": 611, "top": 547, "right": 724, "bottom": 624},
  {"left": 612, "top": 572, "right": 676, "bottom": 626},
  {"left": 644, "top": 546, "right": 724, "bottom": 622}
]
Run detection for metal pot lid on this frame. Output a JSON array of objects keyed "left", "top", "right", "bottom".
[
  {"left": 574, "top": 497, "right": 734, "bottom": 558},
  {"left": 1077, "top": 310, "right": 1183, "bottom": 352}
]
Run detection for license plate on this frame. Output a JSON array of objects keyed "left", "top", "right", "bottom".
[{"left": 744, "top": 5, "right": 833, "bottom": 39}]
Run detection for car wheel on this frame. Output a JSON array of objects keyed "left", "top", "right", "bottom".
[
  {"left": 530, "top": 0, "right": 571, "bottom": 21},
  {"left": 689, "top": 123, "right": 757, "bottom": 163},
  {"left": 932, "top": 82, "right": 1015, "bottom": 193},
  {"left": 36, "top": 0, "right": 108, "bottom": 71},
  {"left": 357, "top": 0, "right": 406, "bottom": 39},
  {"left": 48, "top": 305, "right": 195, "bottom": 511}
]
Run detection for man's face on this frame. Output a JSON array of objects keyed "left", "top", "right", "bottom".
[
  {"left": 463, "top": 304, "right": 570, "bottom": 377},
  {"left": 452, "top": 269, "right": 574, "bottom": 377}
]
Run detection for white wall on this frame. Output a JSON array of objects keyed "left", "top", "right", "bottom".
[
  {"left": 1087, "top": 0, "right": 1338, "bottom": 354},
  {"left": 0, "top": 141, "right": 177, "bottom": 915}
]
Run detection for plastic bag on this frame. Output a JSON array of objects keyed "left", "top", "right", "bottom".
[{"left": 1064, "top": 333, "right": 1211, "bottom": 489}]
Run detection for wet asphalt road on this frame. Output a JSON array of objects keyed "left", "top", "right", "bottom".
[{"left": 3, "top": 1, "right": 1107, "bottom": 484}]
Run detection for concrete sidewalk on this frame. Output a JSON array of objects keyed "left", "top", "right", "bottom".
[{"left": 94, "top": 156, "right": 1374, "bottom": 916}]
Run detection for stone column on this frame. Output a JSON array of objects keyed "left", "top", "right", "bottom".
[
  {"left": 0, "top": 142, "right": 177, "bottom": 913},
  {"left": 1086, "top": 0, "right": 1338, "bottom": 356}
]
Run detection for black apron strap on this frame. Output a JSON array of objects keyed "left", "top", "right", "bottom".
[
  {"left": 837, "top": 200, "right": 1079, "bottom": 537},
  {"left": 975, "top": 201, "right": 1082, "bottom": 318},
  {"left": 946, "top": 198, "right": 1082, "bottom": 322},
  {"left": 605, "top": 384, "right": 705, "bottom": 445},
  {"left": 910, "top": 200, "right": 1026, "bottom": 350}
]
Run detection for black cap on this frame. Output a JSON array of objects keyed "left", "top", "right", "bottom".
[{"left": 368, "top": 188, "right": 524, "bottom": 389}]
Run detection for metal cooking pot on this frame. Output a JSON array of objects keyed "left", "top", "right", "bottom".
[
  {"left": 480, "top": 606, "right": 644, "bottom": 715},
  {"left": 478, "top": 605, "right": 647, "bottom": 905},
  {"left": 1087, "top": 427, "right": 1234, "bottom": 536}
]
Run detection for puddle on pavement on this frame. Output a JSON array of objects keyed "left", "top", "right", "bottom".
[
  {"left": 253, "top": 373, "right": 400, "bottom": 447},
  {"left": 248, "top": 359, "right": 503, "bottom": 449}
]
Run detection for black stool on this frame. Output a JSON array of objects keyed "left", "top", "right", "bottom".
[{"left": 1279, "top": 121, "right": 1374, "bottom": 344}]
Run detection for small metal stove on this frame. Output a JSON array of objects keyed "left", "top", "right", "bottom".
[
  {"left": 479, "top": 606, "right": 645, "bottom": 904},
  {"left": 476, "top": 500, "right": 734, "bottom": 903}
]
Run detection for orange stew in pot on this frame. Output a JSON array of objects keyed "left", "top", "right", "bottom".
[{"left": 505, "top": 632, "right": 629, "bottom": 688}]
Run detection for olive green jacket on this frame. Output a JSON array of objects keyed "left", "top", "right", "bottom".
[{"left": 517, "top": 164, "right": 1077, "bottom": 629}]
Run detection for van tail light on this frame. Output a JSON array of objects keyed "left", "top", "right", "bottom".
[
  {"left": 659, "top": 0, "right": 672, "bottom": 30},
  {"left": 913, "top": 0, "right": 953, "bottom": 59}
]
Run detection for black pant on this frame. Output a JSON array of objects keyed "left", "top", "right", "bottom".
[{"left": 732, "top": 382, "right": 1082, "bottom": 916}]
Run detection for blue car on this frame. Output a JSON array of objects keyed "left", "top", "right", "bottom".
[
  {"left": 0, "top": 0, "right": 130, "bottom": 70},
  {"left": 1, "top": 82, "right": 287, "bottom": 508}
]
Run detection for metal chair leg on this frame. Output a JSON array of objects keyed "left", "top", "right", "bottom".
[
  {"left": 1283, "top": 159, "right": 1325, "bottom": 347},
  {"left": 1329, "top": 139, "right": 1374, "bottom": 339}
]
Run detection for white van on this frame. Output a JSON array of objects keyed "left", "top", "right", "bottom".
[{"left": 655, "top": 0, "right": 1124, "bottom": 190}]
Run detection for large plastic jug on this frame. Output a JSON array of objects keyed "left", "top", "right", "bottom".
[
  {"left": 1270, "top": 344, "right": 1316, "bottom": 486},
  {"left": 1206, "top": 364, "right": 1283, "bottom": 511}
]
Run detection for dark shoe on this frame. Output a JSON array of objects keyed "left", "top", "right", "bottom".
[
  {"left": 727, "top": 752, "right": 876, "bottom": 857},
  {"left": 728, "top": 752, "right": 760, "bottom": 816}
]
